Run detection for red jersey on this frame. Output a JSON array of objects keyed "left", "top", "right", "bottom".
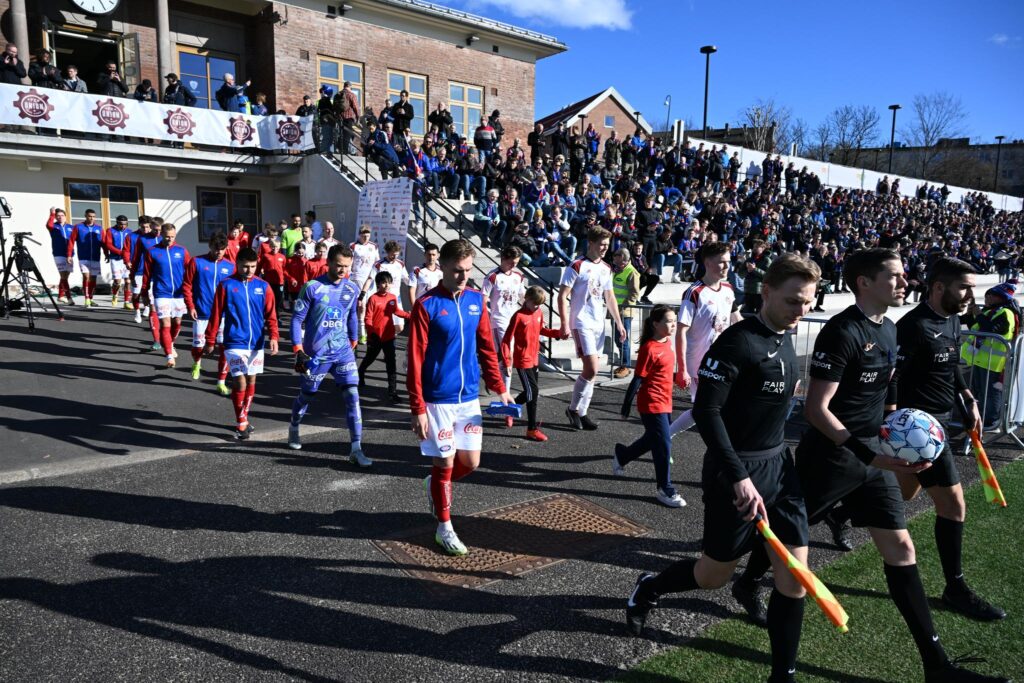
[
  {"left": 285, "top": 253, "right": 307, "bottom": 293},
  {"left": 258, "top": 251, "right": 287, "bottom": 286},
  {"left": 224, "top": 242, "right": 239, "bottom": 263},
  {"left": 635, "top": 338, "right": 674, "bottom": 414},
  {"left": 364, "top": 291, "right": 411, "bottom": 342},
  {"left": 303, "top": 257, "right": 328, "bottom": 281},
  {"left": 500, "top": 306, "right": 561, "bottom": 369}
]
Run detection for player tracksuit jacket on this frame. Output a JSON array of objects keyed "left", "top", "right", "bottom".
[
  {"left": 143, "top": 243, "right": 190, "bottom": 298},
  {"left": 102, "top": 227, "right": 131, "bottom": 267},
  {"left": 68, "top": 222, "right": 103, "bottom": 261},
  {"left": 46, "top": 217, "right": 74, "bottom": 259},
  {"left": 206, "top": 275, "right": 279, "bottom": 351},
  {"left": 126, "top": 232, "right": 160, "bottom": 277},
  {"left": 183, "top": 255, "right": 236, "bottom": 320}
]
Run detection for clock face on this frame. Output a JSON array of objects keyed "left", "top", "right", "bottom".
[{"left": 70, "top": 0, "right": 120, "bottom": 15}]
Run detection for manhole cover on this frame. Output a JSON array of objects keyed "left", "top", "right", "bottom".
[{"left": 372, "top": 493, "right": 649, "bottom": 589}]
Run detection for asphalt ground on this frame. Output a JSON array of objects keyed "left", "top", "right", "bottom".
[{"left": 0, "top": 297, "right": 1019, "bottom": 682}]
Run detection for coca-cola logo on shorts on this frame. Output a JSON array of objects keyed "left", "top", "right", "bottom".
[
  {"left": 463, "top": 423, "right": 482, "bottom": 435},
  {"left": 275, "top": 117, "right": 303, "bottom": 147},
  {"left": 437, "top": 427, "right": 454, "bottom": 440},
  {"left": 13, "top": 89, "right": 54, "bottom": 124},
  {"left": 226, "top": 115, "right": 255, "bottom": 144},
  {"left": 163, "top": 108, "right": 196, "bottom": 139},
  {"left": 92, "top": 98, "right": 129, "bottom": 131}
]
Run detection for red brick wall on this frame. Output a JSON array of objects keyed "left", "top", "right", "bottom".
[{"left": 561, "top": 97, "right": 642, "bottom": 154}]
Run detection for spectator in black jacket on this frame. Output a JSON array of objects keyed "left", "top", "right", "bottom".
[
  {"left": 427, "top": 102, "right": 453, "bottom": 137},
  {"left": 133, "top": 79, "right": 158, "bottom": 103},
  {"left": 488, "top": 109, "right": 504, "bottom": 144},
  {"left": 295, "top": 94, "right": 315, "bottom": 117},
  {"left": 29, "top": 50, "right": 62, "bottom": 89},
  {"left": 96, "top": 61, "right": 128, "bottom": 97},
  {"left": 527, "top": 123, "right": 544, "bottom": 164},
  {"left": 162, "top": 73, "right": 196, "bottom": 106},
  {"left": 390, "top": 90, "right": 414, "bottom": 135},
  {"left": 0, "top": 43, "right": 26, "bottom": 85},
  {"left": 551, "top": 121, "right": 570, "bottom": 159}
]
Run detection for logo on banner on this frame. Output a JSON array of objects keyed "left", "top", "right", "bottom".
[
  {"left": 92, "top": 98, "right": 129, "bottom": 131},
  {"left": 275, "top": 117, "right": 303, "bottom": 147},
  {"left": 13, "top": 89, "right": 55, "bottom": 124},
  {"left": 227, "top": 115, "right": 255, "bottom": 144},
  {"left": 163, "top": 108, "right": 196, "bottom": 139}
]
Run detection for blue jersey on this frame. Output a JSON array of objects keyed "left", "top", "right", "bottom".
[
  {"left": 208, "top": 275, "right": 279, "bottom": 351},
  {"left": 47, "top": 220, "right": 74, "bottom": 258},
  {"left": 130, "top": 233, "right": 160, "bottom": 275},
  {"left": 104, "top": 226, "right": 131, "bottom": 261},
  {"left": 183, "top": 254, "right": 236, "bottom": 320},
  {"left": 291, "top": 275, "right": 360, "bottom": 361},
  {"left": 73, "top": 222, "right": 104, "bottom": 261},
  {"left": 144, "top": 243, "right": 190, "bottom": 298}
]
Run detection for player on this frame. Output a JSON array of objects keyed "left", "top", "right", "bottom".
[
  {"left": 142, "top": 223, "right": 191, "bottom": 368},
  {"left": 408, "top": 239, "right": 512, "bottom": 556},
  {"left": 558, "top": 227, "right": 627, "bottom": 430},
  {"left": 351, "top": 225, "right": 380, "bottom": 343},
  {"left": 257, "top": 237, "right": 288, "bottom": 310},
  {"left": 102, "top": 215, "right": 133, "bottom": 308},
  {"left": 625, "top": 255, "right": 820, "bottom": 683},
  {"left": 363, "top": 240, "right": 410, "bottom": 333},
  {"left": 359, "top": 271, "right": 411, "bottom": 402},
  {"left": 205, "top": 248, "right": 279, "bottom": 440},
  {"left": 482, "top": 245, "right": 527, "bottom": 425},
  {"left": 45, "top": 208, "right": 75, "bottom": 305},
  {"left": 124, "top": 216, "right": 158, "bottom": 323},
  {"left": 891, "top": 257, "right": 1005, "bottom": 621},
  {"left": 670, "top": 241, "right": 741, "bottom": 435},
  {"left": 408, "top": 242, "right": 443, "bottom": 302},
  {"left": 182, "top": 232, "right": 235, "bottom": 384},
  {"left": 68, "top": 209, "right": 103, "bottom": 307},
  {"left": 288, "top": 244, "right": 369, "bottom": 466}
]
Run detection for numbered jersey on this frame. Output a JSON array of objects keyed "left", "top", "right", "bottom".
[
  {"left": 482, "top": 267, "right": 526, "bottom": 332},
  {"left": 411, "top": 264, "right": 443, "bottom": 300}
]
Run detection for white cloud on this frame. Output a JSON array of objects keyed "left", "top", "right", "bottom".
[
  {"left": 455, "top": 0, "right": 633, "bottom": 31},
  {"left": 989, "top": 33, "right": 1021, "bottom": 47}
]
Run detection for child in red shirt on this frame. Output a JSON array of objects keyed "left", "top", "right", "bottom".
[
  {"left": 257, "top": 238, "right": 287, "bottom": 309},
  {"left": 500, "top": 286, "right": 564, "bottom": 441},
  {"left": 284, "top": 250, "right": 307, "bottom": 310},
  {"left": 615, "top": 304, "right": 685, "bottom": 508},
  {"left": 358, "top": 271, "right": 410, "bottom": 401},
  {"left": 303, "top": 241, "right": 329, "bottom": 281}
]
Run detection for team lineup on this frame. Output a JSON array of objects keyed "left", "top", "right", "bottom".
[{"left": 42, "top": 211, "right": 1011, "bottom": 683}]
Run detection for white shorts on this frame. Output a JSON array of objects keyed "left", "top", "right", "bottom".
[
  {"left": 492, "top": 326, "right": 510, "bottom": 374},
  {"left": 420, "top": 401, "right": 483, "bottom": 457},
  {"left": 110, "top": 259, "right": 128, "bottom": 280},
  {"left": 155, "top": 297, "right": 187, "bottom": 319},
  {"left": 132, "top": 274, "right": 145, "bottom": 295},
  {"left": 572, "top": 326, "right": 606, "bottom": 358},
  {"left": 53, "top": 256, "right": 73, "bottom": 274},
  {"left": 224, "top": 348, "right": 265, "bottom": 377},
  {"left": 192, "top": 318, "right": 224, "bottom": 347},
  {"left": 79, "top": 259, "right": 101, "bottom": 276}
]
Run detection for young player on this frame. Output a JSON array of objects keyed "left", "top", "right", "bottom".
[
  {"left": 45, "top": 207, "right": 75, "bottom": 305},
  {"left": 303, "top": 241, "right": 329, "bottom": 281},
  {"left": 359, "top": 271, "right": 411, "bottom": 401},
  {"left": 558, "top": 227, "right": 627, "bottom": 430},
  {"left": 626, "top": 255, "right": 820, "bottom": 683},
  {"left": 615, "top": 304, "right": 685, "bottom": 507},
  {"left": 350, "top": 225, "right": 380, "bottom": 343},
  {"left": 363, "top": 240, "right": 410, "bottom": 333},
  {"left": 205, "top": 248, "right": 279, "bottom": 440},
  {"left": 102, "top": 215, "right": 133, "bottom": 308},
  {"left": 482, "top": 246, "right": 527, "bottom": 426},
  {"left": 408, "top": 239, "right": 512, "bottom": 556},
  {"left": 125, "top": 216, "right": 158, "bottom": 323},
  {"left": 142, "top": 223, "right": 191, "bottom": 368},
  {"left": 68, "top": 209, "right": 104, "bottom": 307},
  {"left": 288, "top": 244, "right": 369, "bottom": 465},
  {"left": 257, "top": 237, "right": 287, "bottom": 310},
  {"left": 891, "top": 257, "right": 1005, "bottom": 621},
  {"left": 408, "top": 242, "right": 443, "bottom": 302},
  {"left": 182, "top": 232, "right": 235, "bottom": 384},
  {"left": 500, "top": 285, "right": 565, "bottom": 441},
  {"left": 225, "top": 219, "right": 250, "bottom": 261},
  {"left": 670, "top": 241, "right": 741, "bottom": 435}
]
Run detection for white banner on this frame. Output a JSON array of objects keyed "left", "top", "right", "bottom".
[
  {"left": 1, "top": 83, "right": 313, "bottom": 151},
  {"left": 356, "top": 177, "right": 414, "bottom": 259}
]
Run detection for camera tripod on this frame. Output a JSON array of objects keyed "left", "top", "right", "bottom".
[{"left": 0, "top": 229, "right": 64, "bottom": 331}]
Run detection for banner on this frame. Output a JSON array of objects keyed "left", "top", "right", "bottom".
[
  {"left": 1, "top": 83, "right": 313, "bottom": 151},
  {"left": 356, "top": 177, "right": 414, "bottom": 259}
]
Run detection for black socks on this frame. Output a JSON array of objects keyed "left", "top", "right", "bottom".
[
  {"left": 767, "top": 590, "right": 804, "bottom": 683},
  {"left": 934, "top": 516, "right": 968, "bottom": 594},
  {"left": 645, "top": 557, "right": 699, "bottom": 598},
  {"left": 735, "top": 541, "right": 772, "bottom": 590},
  {"left": 884, "top": 562, "right": 947, "bottom": 670}
]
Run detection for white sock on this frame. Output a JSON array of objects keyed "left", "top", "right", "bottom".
[
  {"left": 669, "top": 409, "right": 695, "bottom": 436},
  {"left": 569, "top": 375, "right": 588, "bottom": 411},
  {"left": 437, "top": 520, "right": 454, "bottom": 533},
  {"left": 577, "top": 377, "right": 595, "bottom": 416}
]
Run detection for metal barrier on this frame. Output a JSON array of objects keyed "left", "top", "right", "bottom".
[{"left": 603, "top": 301, "right": 654, "bottom": 379}]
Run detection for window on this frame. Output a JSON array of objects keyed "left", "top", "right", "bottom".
[
  {"left": 177, "top": 46, "right": 239, "bottom": 111},
  {"left": 317, "top": 56, "right": 363, "bottom": 112},
  {"left": 448, "top": 82, "right": 483, "bottom": 138},
  {"left": 604, "top": 115, "right": 616, "bottom": 128},
  {"left": 64, "top": 180, "right": 143, "bottom": 227},
  {"left": 387, "top": 69, "right": 427, "bottom": 136},
  {"left": 197, "top": 188, "right": 261, "bottom": 241}
]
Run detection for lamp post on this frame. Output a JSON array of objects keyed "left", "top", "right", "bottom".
[
  {"left": 632, "top": 110, "right": 641, "bottom": 136},
  {"left": 994, "top": 135, "right": 1006, "bottom": 192},
  {"left": 700, "top": 45, "right": 717, "bottom": 140},
  {"left": 887, "top": 104, "right": 901, "bottom": 174},
  {"left": 664, "top": 95, "right": 672, "bottom": 140}
]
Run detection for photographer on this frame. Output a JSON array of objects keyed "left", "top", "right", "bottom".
[
  {"left": 1, "top": 43, "right": 26, "bottom": 85},
  {"left": 161, "top": 73, "right": 196, "bottom": 106},
  {"left": 96, "top": 61, "right": 128, "bottom": 97}
]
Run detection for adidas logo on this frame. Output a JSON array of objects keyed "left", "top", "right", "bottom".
[{"left": 439, "top": 309, "right": 449, "bottom": 316}]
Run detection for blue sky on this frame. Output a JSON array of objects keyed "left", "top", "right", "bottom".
[{"left": 448, "top": 0, "right": 1024, "bottom": 144}]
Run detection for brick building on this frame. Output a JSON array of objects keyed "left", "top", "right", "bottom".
[{"left": 535, "top": 87, "right": 652, "bottom": 152}]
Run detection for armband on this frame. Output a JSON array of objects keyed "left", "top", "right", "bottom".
[
  {"left": 842, "top": 436, "right": 876, "bottom": 466},
  {"left": 358, "top": 291, "right": 366, "bottom": 301}
]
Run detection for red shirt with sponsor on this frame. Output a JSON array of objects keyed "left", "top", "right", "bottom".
[
  {"left": 635, "top": 338, "right": 674, "bottom": 414},
  {"left": 500, "top": 306, "right": 561, "bottom": 369},
  {"left": 364, "top": 291, "right": 411, "bottom": 342}
]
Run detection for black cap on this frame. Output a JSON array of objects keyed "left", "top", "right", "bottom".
[{"left": 164, "top": 73, "right": 178, "bottom": 80}]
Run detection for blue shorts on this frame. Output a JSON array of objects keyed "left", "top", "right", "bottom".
[{"left": 301, "top": 356, "right": 359, "bottom": 393}]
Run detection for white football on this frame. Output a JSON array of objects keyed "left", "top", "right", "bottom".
[{"left": 879, "top": 408, "right": 945, "bottom": 463}]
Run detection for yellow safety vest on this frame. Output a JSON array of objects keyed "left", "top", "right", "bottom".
[
  {"left": 612, "top": 264, "right": 637, "bottom": 307},
  {"left": 961, "top": 306, "right": 1016, "bottom": 373}
]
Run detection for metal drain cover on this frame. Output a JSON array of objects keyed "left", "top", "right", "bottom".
[{"left": 372, "top": 493, "right": 649, "bottom": 589}]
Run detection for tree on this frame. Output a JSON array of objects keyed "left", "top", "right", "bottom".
[
  {"left": 827, "top": 105, "right": 879, "bottom": 166},
  {"left": 901, "top": 91, "right": 969, "bottom": 176},
  {"left": 809, "top": 120, "right": 833, "bottom": 161},
  {"left": 789, "top": 118, "right": 809, "bottom": 156},
  {"left": 738, "top": 97, "right": 791, "bottom": 152}
]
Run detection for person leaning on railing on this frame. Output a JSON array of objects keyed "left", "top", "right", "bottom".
[{"left": 961, "top": 280, "right": 1020, "bottom": 430}]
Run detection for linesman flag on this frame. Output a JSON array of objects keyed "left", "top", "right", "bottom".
[{"left": 969, "top": 428, "right": 1007, "bottom": 507}]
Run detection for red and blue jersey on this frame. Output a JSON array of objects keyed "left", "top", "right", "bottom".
[
  {"left": 290, "top": 275, "right": 360, "bottom": 361},
  {"left": 206, "top": 275, "right": 279, "bottom": 351},
  {"left": 102, "top": 226, "right": 131, "bottom": 261},
  {"left": 128, "top": 232, "right": 160, "bottom": 276},
  {"left": 182, "top": 254, "right": 235, "bottom": 320},
  {"left": 46, "top": 219, "right": 75, "bottom": 258},
  {"left": 406, "top": 284, "right": 506, "bottom": 415},
  {"left": 143, "top": 243, "right": 191, "bottom": 298},
  {"left": 69, "top": 222, "right": 104, "bottom": 261}
]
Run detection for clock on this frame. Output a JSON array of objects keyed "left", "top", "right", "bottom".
[{"left": 70, "top": 0, "right": 121, "bottom": 15}]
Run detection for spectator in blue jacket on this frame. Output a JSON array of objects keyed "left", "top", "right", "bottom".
[
  {"left": 215, "top": 73, "right": 249, "bottom": 112},
  {"left": 162, "top": 73, "right": 197, "bottom": 106}
]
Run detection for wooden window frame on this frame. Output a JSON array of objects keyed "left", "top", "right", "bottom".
[
  {"left": 448, "top": 81, "right": 484, "bottom": 139},
  {"left": 176, "top": 45, "right": 241, "bottom": 110},
  {"left": 63, "top": 178, "right": 144, "bottom": 228},
  {"left": 387, "top": 69, "right": 428, "bottom": 136},
  {"left": 317, "top": 56, "right": 364, "bottom": 113},
  {"left": 196, "top": 187, "right": 262, "bottom": 241}
]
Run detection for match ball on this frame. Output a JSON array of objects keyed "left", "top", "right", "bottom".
[{"left": 879, "top": 408, "right": 945, "bottom": 463}]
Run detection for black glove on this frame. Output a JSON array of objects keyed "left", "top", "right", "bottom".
[{"left": 294, "top": 350, "right": 311, "bottom": 375}]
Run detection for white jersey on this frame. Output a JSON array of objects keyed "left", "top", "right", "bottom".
[
  {"left": 560, "top": 257, "right": 613, "bottom": 331},
  {"left": 410, "top": 264, "right": 443, "bottom": 300},
  {"left": 678, "top": 279, "right": 736, "bottom": 371},
  {"left": 371, "top": 258, "right": 410, "bottom": 305},
  {"left": 351, "top": 241, "right": 380, "bottom": 283},
  {"left": 482, "top": 267, "right": 527, "bottom": 332}
]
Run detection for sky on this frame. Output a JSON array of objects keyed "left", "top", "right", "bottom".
[{"left": 447, "top": 0, "right": 1024, "bottom": 145}]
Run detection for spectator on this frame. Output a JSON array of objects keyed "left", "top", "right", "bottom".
[
  {"left": 251, "top": 92, "right": 268, "bottom": 116},
  {"left": 488, "top": 109, "right": 505, "bottom": 144},
  {"left": 215, "top": 73, "right": 249, "bottom": 112},
  {"left": 316, "top": 85, "right": 338, "bottom": 154},
  {"left": 427, "top": 102, "right": 453, "bottom": 136},
  {"left": 527, "top": 123, "right": 545, "bottom": 164},
  {"left": 335, "top": 81, "right": 360, "bottom": 154},
  {"left": 63, "top": 65, "right": 87, "bottom": 93},
  {"left": 473, "top": 118, "right": 497, "bottom": 162},
  {"left": 611, "top": 246, "right": 641, "bottom": 378},
  {"left": 29, "top": 49, "right": 62, "bottom": 89},
  {"left": 161, "top": 73, "right": 196, "bottom": 106},
  {"left": 96, "top": 60, "right": 128, "bottom": 97},
  {"left": 474, "top": 189, "right": 501, "bottom": 241},
  {"left": 1, "top": 43, "right": 26, "bottom": 84},
  {"left": 631, "top": 241, "right": 659, "bottom": 304},
  {"left": 389, "top": 90, "right": 414, "bottom": 136},
  {"left": 296, "top": 94, "right": 315, "bottom": 117},
  {"left": 133, "top": 79, "right": 158, "bottom": 103},
  {"left": 551, "top": 121, "right": 570, "bottom": 160},
  {"left": 741, "top": 239, "right": 772, "bottom": 315}
]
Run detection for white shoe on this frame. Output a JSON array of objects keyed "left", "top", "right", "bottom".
[
  {"left": 142, "top": 305, "right": 150, "bottom": 316},
  {"left": 288, "top": 424, "right": 301, "bottom": 450},
  {"left": 434, "top": 526, "right": 468, "bottom": 556},
  {"left": 656, "top": 488, "right": 686, "bottom": 508},
  {"left": 134, "top": 309, "right": 142, "bottom": 324},
  {"left": 348, "top": 448, "right": 373, "bottom": 467}
]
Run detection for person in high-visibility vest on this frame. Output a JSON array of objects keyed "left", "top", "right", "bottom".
[
  {"left": 961, "top": 279, "right": 1019, "bottom": 430},
  {"left": 612, "top": 247, "right": 641, "bottom": 378}
]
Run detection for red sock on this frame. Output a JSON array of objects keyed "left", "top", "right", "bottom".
[
  {"left": 170, "top": 319, "right": 182, "bottom": 340},
  {"left": 217, "top": 347, "right": 228, "bottom": 381},
  {"left": 133, "top": 293, "right": 141, "bottom": 310},
  {"left": 430, "top": 465, "right": 453, "bottom": 523},
  {"left": 231, "top": 389, "right": 246, "bottom": 428},
  {"left": 160, "top": 327, "right": 174, "bottom": 356},
  {"left": 58, "top": 282, "right": 67, "bottom": 299},
  {"left": 149, "top": 310, "right": 160, "bottom": 342},
  {"left": 452, "top": 458, "right": 475, "bottom": 481},
  {"left": 88, "top": 280, "right": 96, "bottom": 299},
  {"left": 244, "top": 381, "right": 256, "bottom": 412},
  {"left": 190, "top": 347, "right": 203, "bottom": 362}
]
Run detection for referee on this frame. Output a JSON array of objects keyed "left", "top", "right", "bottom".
[
  {"left": 626, "top": 255, "right": 819, "bottom": 683},
  {"left": 891, "top": 257, "right": 1005, "bottom": 621}
]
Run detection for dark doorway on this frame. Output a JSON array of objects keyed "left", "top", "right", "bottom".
[{"left": 50, "top": 30, "right": 119, "bottom": 91}]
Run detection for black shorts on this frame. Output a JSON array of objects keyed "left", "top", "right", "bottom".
[
  {"left": 796, "top": 431, "right": 906, "bottom": 531},
  {"left": 701, "top": 448, "right": 808, "bottom": 562},
  {"left": 915, "top": 412, "right": 960, "bottom": 489}
]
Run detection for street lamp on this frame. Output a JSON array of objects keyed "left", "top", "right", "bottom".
[
  {"left": 887, "top": 104, "right": 901, "bottom": 174},
  {"left": 994, "top": 135, "right": 1006, "bottom": 192},
  {"left": 632, "top": 110, "right": 641, "bottom": 136},
  {"left": 700, "top": 45, "right": 717, "bottom": 140},
  {"left": 664, "top": 95, "right": 672, "bottom": 139}
]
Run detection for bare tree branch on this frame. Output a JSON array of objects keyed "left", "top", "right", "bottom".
[
  {"left": 901, "top": 91, "right": 969, "bottom": 176},
  {"left": 738, "top": 98, "right": 790, "bottom": 152}
]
